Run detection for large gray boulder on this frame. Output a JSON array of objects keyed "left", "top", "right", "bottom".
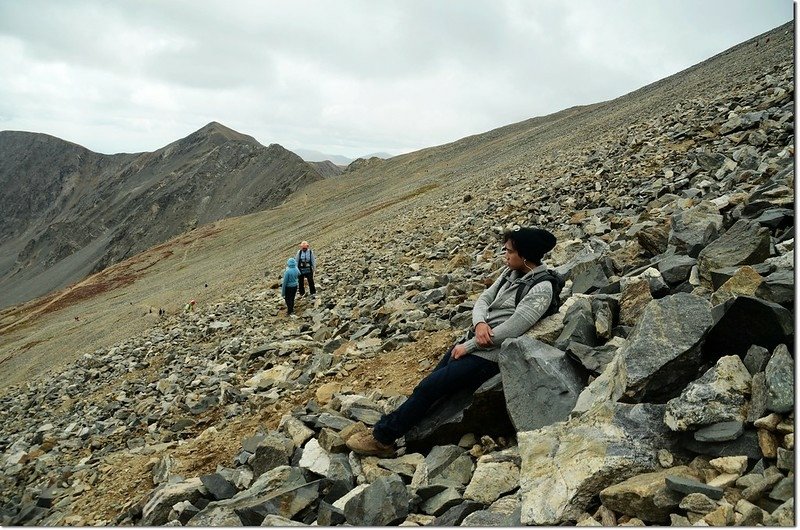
[
  {"left": 669, "top": 201, "right": 723, "bottom": 257},
  {"left": 518, "top": 401, "right": 679, "bottom": 525},
  {"left": 621, "top": 293, "right": 713, "bottom": 401},
  {"left": 499, "top": 336, "right": 584, "bottom": 432},
  {"left": 343, "top": 474, "right": 410, "bottom": 526},
  {"left": 697, "top": 219, "right": 772, "bottom": 282}
]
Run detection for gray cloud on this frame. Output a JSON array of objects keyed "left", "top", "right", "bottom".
[{"left": 0, "top": 0, "right": 790, "bottom": 158}]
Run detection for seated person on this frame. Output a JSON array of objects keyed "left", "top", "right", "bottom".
[{"left": 347, "top": 227, "right": 557, "bottom": 456}]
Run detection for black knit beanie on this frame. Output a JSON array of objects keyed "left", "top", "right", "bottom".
[{"left": 504, "top": 227, "right": 557, "bottom": 264}]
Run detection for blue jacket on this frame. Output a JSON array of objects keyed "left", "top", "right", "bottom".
[{"left": 282, "top": 258, "right": 300, "bottom": 297}]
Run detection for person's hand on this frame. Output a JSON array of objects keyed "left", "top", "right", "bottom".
[
  {"left": 475, "top": 322, "right": 494, "bottom": 347},
  {"left": 451, "top": 343, "right": 468, "bottom": 360}
]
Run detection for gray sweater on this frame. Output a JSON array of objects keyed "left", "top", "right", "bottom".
[{"left": 463, "top": 264, "right": 553, "bottom": 363}]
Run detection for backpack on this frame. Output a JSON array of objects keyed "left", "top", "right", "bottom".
[
  {"left": 501, "top": 269, "right": 565, "bottom": 318},
  {"left": 296, "top": 249, "right": 313, "bottom": 270}
]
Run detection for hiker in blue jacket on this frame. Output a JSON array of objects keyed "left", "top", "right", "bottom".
[
  {"left": 282, "top": 258, "right": 300, "bottom": 315},
  {"left": 296, "top": 241, "right": 317, "bottom": 298},
  {"left": 347, "top": 227, "right": 558, "bottom": 457}
]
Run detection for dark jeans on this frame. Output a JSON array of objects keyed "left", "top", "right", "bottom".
[
  {"left": 372, "top": 347, "right": 500, "bottom": 445},
  {"left": 298, "top": 270, "right": 316, "bottom": 295},
  {"left": 284, "top": 286, "right": 297, "bottom": 314}
]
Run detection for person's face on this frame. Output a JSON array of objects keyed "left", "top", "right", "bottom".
[{"left": 503, "top": 239, "right": 526, "bottom": 271}]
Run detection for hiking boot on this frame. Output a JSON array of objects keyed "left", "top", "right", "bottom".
[{"left": 346, "top": 430, "right": 394, "bottom": 457}]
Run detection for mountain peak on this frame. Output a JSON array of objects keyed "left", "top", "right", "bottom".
[
  {"left": 197, "top": 121, "right": 234, "bottom": 134},
  {"left": 180, "top": 121, "right": 261, "bottom": 148}
]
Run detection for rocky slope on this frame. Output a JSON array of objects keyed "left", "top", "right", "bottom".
[
  {"left": 0, "top": 22, "right": 794, "bottom": 527},
  {"left": 0, "top": 122, "right": 325, "bottom": 309}
]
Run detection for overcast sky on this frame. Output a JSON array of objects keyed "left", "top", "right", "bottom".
[{"left": 0, "top": 1, "right": 792, "bottom": 160}]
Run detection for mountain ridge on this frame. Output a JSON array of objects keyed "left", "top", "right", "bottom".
[{"left": 0, "top": 123, "right": 329, "bottom": 308}]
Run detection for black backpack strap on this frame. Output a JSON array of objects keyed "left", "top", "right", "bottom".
[{"left": 514, "top": 270, "right": 557, "bottom": 306}]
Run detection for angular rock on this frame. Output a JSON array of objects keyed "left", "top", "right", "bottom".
[
  {"left": 755, "top": 268, "right": 794, "bottom": 307},
  {"left": 599, "top": 466, "right": 700, "bottom": 523},
  {"left": 319, "top": 453, "right": 355, "bottom": 503},
  {"left": 232, "top": 480, "right": 321, "bottom": 525},
  {"left": 297, "top": 438, "right": 331, "bottom": 477},
  {"left": 664, "top": 475, "right": 723, "bottom": 500},
  {"left": 776, "top": 446, "right": 794, "bottom": 472},
  {"left": 693, "top": 421, "right": 745, "bottom": 442},
  {"left": 669, "top": 201, "right": 723, "bottom": 258},
  {"left": 573, "top": 352, "right": 627, "bottom": 415},
  {"left": 316, "top": 500, "right": 346, "bottom": 526},
  {"left": 570, "top": 263, "right": 610, "bottom": 294},
  {"left": 743, "top": 344, "right": 770, "bottom": 375},
  {"left": 251, "top": 432, "right": 295, "bottom": 478},
  {"left": 657, "top": 254, "right": 697, "bottom": 286},
  {"left": 432, "top": 500, "right": 484, "bottom": 526},
  {"left": 566, "top": 340, "right": 620, "bottom": 375},
  {"left": 664, "top": 355, "right": 751, "bottom": 431},
  {"left": 554, "top": 309, "right": 598, "bottom": 350},
  {"left": 200, "top": 473, "right": 238, "bottom": 501},
  {"left": 141, "top": 478, "right": 206, "bottom": 526},
  {"left": 747, "top": 372, "right": 769, "bottom": 423},
  {"left": 279, "top": 415, "right": 315, "bottom": 448},
  {"left": 709, "top": 265, "right": 764, "bottom": 306},
  {"left": 498, "top": 337, "right": 584, "bottom": 432},
  {"left": 463, "top": 460, "right": 519, "bottom": 505},
  {"left": 421, "top": 487, "right": 462, "bottom": 516},
  {"left": 418, "top": 445, "right": 475, "bottom": 489},
  {"left": 708, "top": 455, "right": 748, "bottom": 475},
  {"left": 618, "top": 278, "right": 652, "bottom": 327},
  {"left": 622, "top": 293, "right": 712, "bottom": 401},
  {"left": 680, "top": 429, "right": 762, "bottom": 459},
  {"left": 518, "top": 402, "right": 678, "bottom": 525},
  {"left": 697, "top": 219, "right": 772, "bottom": 282},
  {"left": 636, "top": 222, "right": 670, "bottom": 257},
  {"left": 765, "top": 344, "right": 794, "bottom": 413},
  {"left": 343, "top": 474, "right": 410, "bottom": 526}
]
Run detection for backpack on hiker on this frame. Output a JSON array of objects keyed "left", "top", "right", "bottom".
[
  {"left": 501, "top": 268, "right": 565, "bottom": 318},
  {"left": 296, "top": 249, "right": 313, "bottom": 272}
]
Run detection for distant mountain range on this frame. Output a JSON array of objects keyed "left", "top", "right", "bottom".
[
  {"left": 292, "top": 148, "right": 393, "bottom": 166},
  {"left": 0, "top": 122, "right": 344, "bottom": 308}
]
